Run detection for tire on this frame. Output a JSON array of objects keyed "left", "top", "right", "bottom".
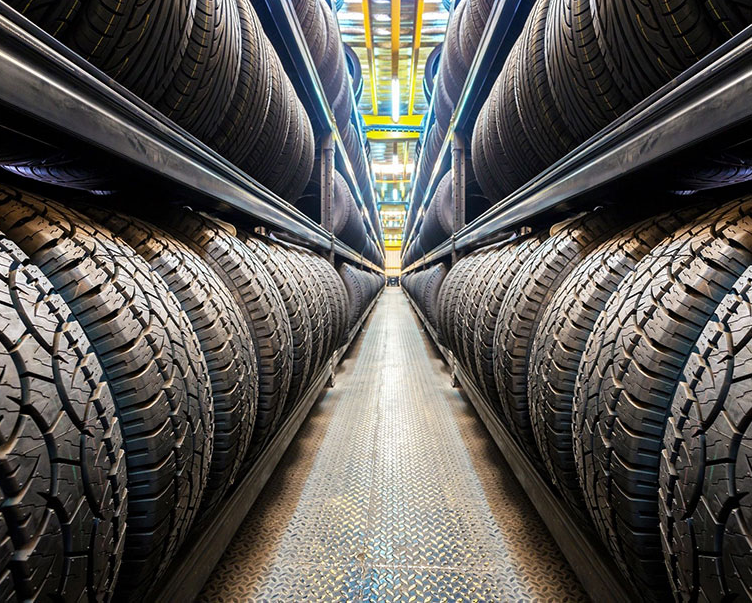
[
  {"left": 493, "top": 209, "right": 629, "bottom": 457},
  {"left": 208, "top": 0, "right": 272, "bottom": 166},
  {"left": 271, "top": 244, "right": 325, "bottom": 390},
  {"left": 421, "top": 263, "right": 449, "bottom": 332},
  {"left": 458, "top": 243, "right": 512, "bottom": 378},
  {"left": 82, "top": 207, "right": 258, "bottom": 517},
  {"left": 573, "top": 198, "right": 752, "bottom": 599},
  {"left": 703, "top": 0, "right": 752, "bottom": 36},
  {"left": 454, "top": 243, "right": 505, "bottom": 370},
  {"left": 473, "top": 233, "right": 547, "bottom": 413},
  {"left": 0, "top": 188, "right": 212, "bottom": 602},
  {"left": 592, "top": 0, "right": 722, "bottom": 105},
  {"left": 304, "top": 250, "right": 348, "bottom": 353},
  {"left": 5, "top": 0, "right": 82, "bottom": 36},
  {"left": 63, "top": 0, "right": 196, "bottom": 105},
  {"left": 659, "top": 264, "right": 752, "bottom": 602},
  {"left": 242, "top": 234, "right": 312, "bottom": 413},
  {"left": 0, "top": 236, "right": 127, "bottom": 603},
  {"left": 545, "top": 0, "right": 629, "bottom": 143},
  {"left": 162, "top": 209, "right": 292, "bottom": 462},
  {"left": 339, "top": 263, "right": 364, "bottom": 332},
  {"left": 156, "top": 0, "right": 242, "bottom": 141},
  {"left": 436, "top": 252, "right": 469, "bottom": 346},
  {"left": 516, "top": 0, "right": 576, "bottom": 163},
  {"left": 529, "top": 205, "right": 705, "bottom": 513},
  {"left": 471, "top": 95, "right": 510, "bottom": 203}
]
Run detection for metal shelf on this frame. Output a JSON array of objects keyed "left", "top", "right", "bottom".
[
  {"left": 0, "top": 3, "right": 383, "bottom": 271},
  {"left": 402, "top": 290, "right": 639, "bottom": 603},
  {"left": 254, "top": 0, "right": 385, "bottom": 262},
  {"left": 401, "top": 0, "right": 533, "bottom": 255},
  {"left": 402, "top": 26, "right": 752, "bottom": 273},
  {"left": 153, "top": 289, "right": 383, "bottom": 603}
]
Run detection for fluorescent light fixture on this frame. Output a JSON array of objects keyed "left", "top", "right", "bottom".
[
  {"left": 392, "top": 188, "right": 399, "bottom": 201},
  {"left": 391, "top": 78, "right": 400, "bottom": 123},
  {"left": 392, "top": 154, "right": 399, "bottom": 170}
]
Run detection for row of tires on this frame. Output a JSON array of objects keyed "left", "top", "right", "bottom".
[
  {"left": 6, "top": 0, "right": 315, "bottom": 202},
  {"left": 407, "top": 0, "right": 494, "bottom": 230},
  {"left": 291, "top": 0, "right": 382, "bottom": 240},
  {"left": 296, "top": 162, "right": 384, "bottom": 267},
  {"left": 0, "top": 181, "right": 382, "bottom": 602},
  {"left": 405, "top": 195, "right": 752, "bottom": 602},
  {"left": 471, "top": 0, "right": 752, "bottom": 202},
  {"left": 403, "top": 166, "right": 492, "bottom": 267}
]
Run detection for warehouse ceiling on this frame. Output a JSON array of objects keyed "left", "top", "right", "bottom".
[{"left": 337, "top": 0, "right": 449, "bottom": 250}]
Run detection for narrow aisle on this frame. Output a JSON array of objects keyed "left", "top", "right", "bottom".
[{"left": 199, "top": 289, "right": 587, "bottom": 602}]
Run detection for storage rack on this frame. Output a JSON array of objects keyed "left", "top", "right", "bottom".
[
  {"left": 403, "top": 293, "right": 638, "bottom": 603},
  {"left": 253, "top": 0, "right": 386, "bottom": 259},
  {"left": 0, "top": 1, "right": 384, "bottom": 272},
  {"left": 0, "top": 1, "right": 386, "bottom": 599},
  {"left": 400, "top": 4, "right": 752, "bottom": 273}
]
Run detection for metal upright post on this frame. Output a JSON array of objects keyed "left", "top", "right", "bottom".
[
  {"left": 321, "top": 132, "right": 336, "bottom": 264},
  {"left": 451, "top": 131, "right": 466, "bottom": 266},
  {"left": 450, "top": 131, "right": 465, "bottom": 387},
  {"left": 321, "top": 132, "right": 337, "bottom": 386}
]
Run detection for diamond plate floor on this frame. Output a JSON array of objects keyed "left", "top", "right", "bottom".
[{"left": 198, "top": 289, "right": 588, "bottom": 602}]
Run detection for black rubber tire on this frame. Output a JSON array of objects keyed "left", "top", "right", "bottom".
[
  {"left": 162, "top": 209, "right": 292, "bottom": 462},
  {"left": 545, "top": 0, "right": 630, "bottom": 144},
  {"left": 0, "top": 235, "right": 127, "bottom": 603},
  {"left": 338, "top": 263, "right": 365, "bottom": 332},
  {"left": 471, "top": 92, "right": 511, "bottom": 203},
  {"left": 493, "top": 209, "right": 630, "bottom": 457},
  {"left": 573, "top": 198, "right": 752, "bottom": 599},
  {"left": 529, "top": 206, "right": 705, "bottom": 513},
  {"left": 83, "top": 208, "right": 258, "bottom": 517},
  {"left": 156, "top": 0, "right": 242, "bottom": 141},
  {"left": 441, "top": 247, "right": 494, "bottom": 353},
  {"left": 704, "top": 0, "right": 752, "bottom": 36},
  {"left": 5, "top": 0, "right": 82, "bottom": 36},
  {"left": 441, "top": 1, "right": 469, "bottom": 103},
  {"left": 516, "top": 0, "right": 576, "bottom": 164},
  {"left": 436, "top": 251, "right": 471, "bottom": 347},
  {"left": 592, "top": 0, "right": 723, "bottom": 105},
  {"left": 659, "top": 263, "right": 752, "bottom": 602},
  {"left": 458, "top": 243, "right": 512, "bottom": 378},
  {"left": 453, "top": 243, "right": 505, "bottom": 370},
  {"left": 473, "top": 233, "right": 547, "bottom": 414},
  {"left": 0, "top": 188, "right": 212, "bottom": 602},
  {"left": 459, "top": 0, "right": 492, "bottom": 66},
  {"left": 242, "top": 234, "right": 312, "bottom": 414},
  {"left": 271, "top": 243, "right": 325, "bottom": 391},
  {"left": 63, "top": 0, "right": 195, "bottom": 105},
  {"left": 304, "top": 250, "right": 348, "bottom": 353},
  {"left": 421, "top": 263, "right": 449, "bottom": 332},
  {"left": 208, "top": 0, "right": 272, "bottom": 166}
]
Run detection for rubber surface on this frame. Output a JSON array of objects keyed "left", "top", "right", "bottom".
[{"left": 0, "top": 235, "right": 127, "bottom": 603}]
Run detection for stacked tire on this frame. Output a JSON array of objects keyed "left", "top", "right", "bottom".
[
  {"left": 0, "top": 181, "right": 371, "bottom": 602},
  {"left": 421, "top": 194, "right": 752, "bottom": 600},
  {"left": 471, "top": 0, "right": 752, "bottom": 202},
  {"left": 291, "top": 0, "right": 376, "bottom": 224},
  {"left": 338, "top": 263, "right": 385, "bottom": 334},
  {"left": 401, "top": 263, "right": 449, "bottom": 332},
  {"left": 4, "top": 0, "right": 314, "bottom": 202}
]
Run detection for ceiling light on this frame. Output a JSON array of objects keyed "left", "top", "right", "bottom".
[{"left": 392, "top": 188, "right": 399, "bottom": 202}]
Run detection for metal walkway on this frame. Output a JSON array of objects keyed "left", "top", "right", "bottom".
[{"left": 199, "top": 289, "right": 587, "bottom": 602}]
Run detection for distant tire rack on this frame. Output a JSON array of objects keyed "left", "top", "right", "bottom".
[
  {"left": 400, "top": 0, "right": 752, "bottom": 272},
  {"left": 0, "top": 2, "right": 383, "bottom": 272}
]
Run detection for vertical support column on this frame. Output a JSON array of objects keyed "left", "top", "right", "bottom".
[
  {"left": 451, "top": 131, "right": 466, "bottom": 266},
  {"left": 450, "top": 131, "right": 466, "bottom": 387},
  {"left": 321, "top": 132, "right": 337, "bottom": 387},
  {"left": 321, "top": 132, "right": 336, "bottom": 265}
]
